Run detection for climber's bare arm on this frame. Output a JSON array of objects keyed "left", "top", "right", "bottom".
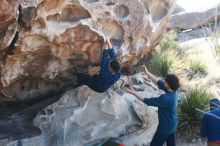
[
  {"left": 106, "top": 37, "right": 112, "bottom": 49},
  {"left": 103, "top": 42, "right": 108, "bottom": 50}
]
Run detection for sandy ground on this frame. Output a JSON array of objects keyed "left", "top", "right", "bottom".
[
  {"left": 177, "top": 138, "right": 206, "bottom": 146},
  {"left": 177, "top": 142, "right": 206, "bottom": 146}
]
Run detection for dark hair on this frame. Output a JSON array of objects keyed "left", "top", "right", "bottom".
[
  {"left": 110, "top": 60, "right": 120, "bottom": 72},
  {"left": 210, "top": 98, "right": 220, "bottom": 110},
  {"left": 121, "top": 65, "right": 132, "bottom": 76},
  {"left": 165, "top": 74, "right": 180, "bottom": 91}
]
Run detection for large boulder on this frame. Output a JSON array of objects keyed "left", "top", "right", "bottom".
[
  {"left": 0, "top": 0, "right": 176, "bottom": 100},
  {"left": 0, "top": 74, "right": 161, "bottom": 146}
]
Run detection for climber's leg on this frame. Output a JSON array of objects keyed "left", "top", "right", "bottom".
[
  {"left": 74, "top": 73, "right": 105, "bottom": 93},
  {"left": 88, "top": 75, "right": 106, "bottom": 93}
]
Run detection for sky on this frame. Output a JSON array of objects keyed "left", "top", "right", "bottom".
[{"left": 177, "top": 0, "right": 220, "bottom": 12}]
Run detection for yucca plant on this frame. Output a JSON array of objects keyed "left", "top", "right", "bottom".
[
  {"left": 177, "top": 87, "right": 212, "bottom": 139},
  {"left": 189, "top": 60, "right": 207, "bottom": 75}
]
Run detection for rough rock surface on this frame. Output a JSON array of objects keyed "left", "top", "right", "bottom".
[
  {"left": 170, "top": 4, "right": 220, "bottom": 30},
  {"left": 0, "top": 74, "right": 161, "bottom": 146},
  {"left": 0, "top": 0, "right": 176, "bottom": 144},
  {"left": 0, "top": 0, "right": 175, "bottom": 99}
]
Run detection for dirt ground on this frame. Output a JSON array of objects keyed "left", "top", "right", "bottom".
[{"left": 177, "top": 138, "right": 206, "bottom": 146}]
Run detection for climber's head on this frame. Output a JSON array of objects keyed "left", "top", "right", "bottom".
[
  {"left": 109, "top": 60, "right": 120, "bottom": 74},
  {"left": 164, "top": 74, "right": 180, "bottom": 92}
]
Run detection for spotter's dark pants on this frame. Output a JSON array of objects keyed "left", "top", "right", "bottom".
[{"left": 150, "top": 130, "right": 176, "bottom": 146}]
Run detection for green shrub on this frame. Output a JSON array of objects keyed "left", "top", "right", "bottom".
[
  {"left": 189, "top": 60, "right": 207, "bottom": 75},
  {"left": 177, "top": 87, "right": 212, "bottom": 139},
  {"left": 149, "top": 54, "right": 175, "bottom": 77},
  {"left": 147, "top": 31, "right": 183, "bottom": 77},
  {"left": 159, "top": 31, "right": 180, "bottom": 51}
]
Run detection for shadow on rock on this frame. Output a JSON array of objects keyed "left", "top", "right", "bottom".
[{"left": 0, "top": 82, "right": 74, "bottom": 140}]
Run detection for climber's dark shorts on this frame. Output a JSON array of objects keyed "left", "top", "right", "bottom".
[{"left": 76, "top": 73, "right": 106, "bottom": 93}]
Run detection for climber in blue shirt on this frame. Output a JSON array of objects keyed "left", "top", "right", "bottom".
[
  {"left": 200, "top": 98, "right": 220, "bottom": 146},
  {"left": 124, "top": 65, "right": 180, "bottom": 146},
  {"left": 75, "top": 38, "right": 121, "bottom": 93}
]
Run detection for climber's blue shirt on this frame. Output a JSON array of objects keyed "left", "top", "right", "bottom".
[
  {"left": 200, "top": 109, "right": 220, "bottom": 141},
  {"left": 93, "top": 48, "right": 120, "bottom": 92},
  {"left": 143, "top": 80, "right": 179, "bottom": 134}
]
